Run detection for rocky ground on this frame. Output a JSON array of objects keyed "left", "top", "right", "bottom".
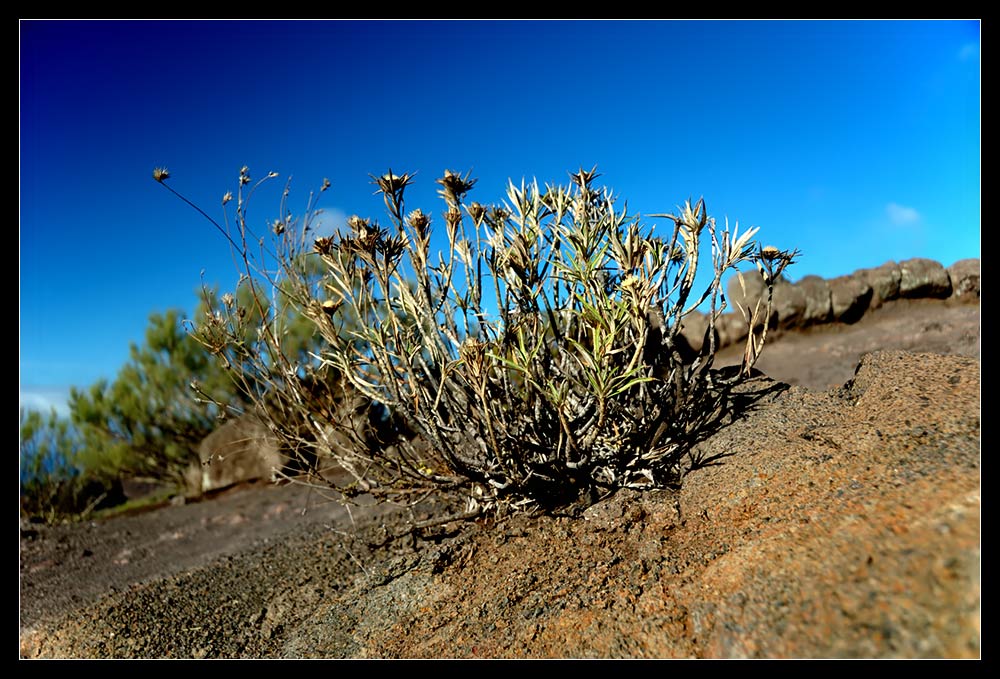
[{"left": 19, "top": 295, "right": 981, "bottom": 659}]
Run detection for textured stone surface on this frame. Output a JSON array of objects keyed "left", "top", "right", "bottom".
[
  {"left": 22, "top": 350, "right": 980, "bottom": 659},
  {"left": 860, "top": 261, "right": 902, "bottom": 309},
  {"left": 677, "top": 311, "right": 718, "bottom": 356},
  {"left": 829, "top": 274, "right": 874, "bottom": 323},
  {"left": 725, "top": 270, "right": 770, "bottom": 325},
  {"left": 772, "top": 277, "right": 808, "bottom": 328},
  {"left": 899, "top": 258, "right": 952, "bottom": 299},
  {"left": 947, "top": 258, "right": 981, "bottom": 298},
  {"left": 796, "top": 275, "right": 833, "bottom": 326},
  {"left": 194, "top": 417, "right": 283, "bottom": 494},
  {"left": 715, "top": 312, "right": 748, "bottom": 348}
]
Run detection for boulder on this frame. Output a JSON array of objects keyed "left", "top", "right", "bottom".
[
  {"left": 859, "top": 261, "right": 902, "bottom": 309},
  {"left": 772, "top": 277, "right": 807, "bottom": 329},
  {"left": 947, "top": 258, "right": 981, "bottom": 299},
  {"left": 795, "top": 275, "right": 833, "bottom": 326},
  {"left": 677, "top": 311, "right": 719, "bottom": 357},
  {"left": 725, "top": 271, "right": 777, "bottom": 330},
  {"left": 192, "top": 416, "right": 284, "bottom": 494},
  {"left": 899, "top": 258, "right": 952, "bottom": 299},
  {"left": 829, "top": 274, "right": 873, "bottom": 324},
  {"left": 715, "top": 312, "right": 747, "bottom": 349}
]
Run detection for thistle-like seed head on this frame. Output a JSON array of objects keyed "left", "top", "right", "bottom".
[
  {"left": 466, "top": 202, "right": 487, "bottom": 225},
  {"left": 374, "top": 171, "right": 415, "bottom": 196},
  {"left": 153, "top": 167, "right": 170, "bottom": 182},
  {"left": 407, "top": 208, "right": 431, "bottom": 236},
  {"left": 436, "top": 169, "right": 477, "bottom": 206},
  {"left": 444, "top": 207, "right": 463, "bottom": 231},
  {"left": 760, "top": 245, "right": 782, "bottom": 261},
  {"left": 347, "top": 215, "right": 371, "bottom": 234},
  {"left": 313, "top": 237, "right": 334, "bottom": 255}
]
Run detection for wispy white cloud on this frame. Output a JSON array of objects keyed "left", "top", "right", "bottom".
[
  {"left": 886, "top": 202, "right": 921, "bottom": 226},
  {"left": 19, "top": 386, "right": 73, "bottom": 418},
  {"left": 958, "top": 43, "right": 979, "bottom": 61}
]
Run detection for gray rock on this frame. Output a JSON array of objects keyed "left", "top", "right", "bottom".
[
  {"left": 829, "top": 274, "right": 873, "bottom": 324},
  {"left": 899, "top": 258, "right": 952, "bottom": 299},
  {"left": 192, "top": 416, "right": 284, "bottom": 494},
  {"left": 678, "top": 311, "right": 719, "bottom": 356},
  {"left": 725, "top": 271, "right": 777, "bottom": 330},
  {"left": 859, "top": 261, "right": 902, "bottom": 309},
  {"left": 796, "top": 275, "right": 833, "bottom": 326},
  {"left": 715, "top": 313, "right": 747, "bottom": 349},
  {"left": 947, "top": 258, "right": 980, "bottom": 298},
  {"left": 772, "top": 278, "right": 807, "bottom": 329},
  {"left": 726, "top": 270, "right": 764, "bottom": 314}
]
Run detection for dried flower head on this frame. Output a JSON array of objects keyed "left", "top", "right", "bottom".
[
  {"left": 221, "top": 292, "right": 235, "bottom": 308},
  {"left": 239, "top": 166, "right": 251, "bottom": 186},
  {"left": 222, "top": 191, "right": 233, "bottom": 206},
  {"left": 759, "top": 245, "right": 782, "bottom": 261},
  {"left": 487, "top": 206, "right": 509, "bottom": 227},
  {"left": 444, "top": 207, "right": 463, "bottom": 231},
  {"left": 321, "top": 178, "right": 331, "bottom": 192},
  {"left": 313, "top": 237, "right": 334, "bottom": 255},
  {"left": 407, "top": 208, "right": 431, "bottom": 236},
  {"left": 273, "top": 219, "right": 286, "bottom": 235},
  {"left": 459, "top": 338, "right": 492, "bottom": 383},
  {"left": 153, "top": 167, "right": 170, "bottom": 183},
  {"left": 321, "top": 299, "right": 343, "bottom": 316},
  {"left": 374, "top": 171, "right": 415, "bottom": 196},
  {"left": 466, "top": 202, "right": 487, "bottom": 225},
  {"left": 436, "top": 169, "right": 477, "bottom": 206},
  {"left": 347, "top": 215, "right": 371, "bottom": 234}
]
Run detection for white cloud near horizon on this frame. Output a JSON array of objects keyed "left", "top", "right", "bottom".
[
  {"left": 886, "top": 202, "right": 921, "bottom": 226},
  {"left": 19, "top": 387, "right": 73, "bottom": 418}
]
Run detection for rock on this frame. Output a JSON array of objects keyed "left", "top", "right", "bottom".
[
  {"left": 859, "top": 261, "right": 902, "bottom": 309},
  {"left": 678, "top": 312, "right": 720, "bottom": 356},
  {"left": 947, "top": 259, "right": 980, "bottom": 298},
  {"left": 795, "top": 275, "right": 833, "bottom": 325},
  {"left": 726, "top": 271, "right": 777, "bottom": 330},
  {"left": 829, "top": 274, "right": 873, "bottom": 324},
  {"left": 772, "top": 278, "right": 807, "bottom": 329},
  {"left": 715, "top": 313, "right": 747, "bottom": 349},
  {"left": 193, "top": 416, "right": 284, "bottom": 494},
  {"left": 899, "top": 258, "right": 952, "bottom": 299}
]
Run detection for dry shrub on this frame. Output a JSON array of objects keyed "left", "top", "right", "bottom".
[{"left": 156, "top": 166, "right": 796, "bottom": 517}]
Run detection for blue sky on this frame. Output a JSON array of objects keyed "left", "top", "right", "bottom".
[{"left": 19, "top": 19, "right": 981, "bottom": 416}]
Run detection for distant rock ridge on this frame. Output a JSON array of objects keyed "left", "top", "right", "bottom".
[{"left": 682, "top": 257, "right": 980, "bottom": 352}]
